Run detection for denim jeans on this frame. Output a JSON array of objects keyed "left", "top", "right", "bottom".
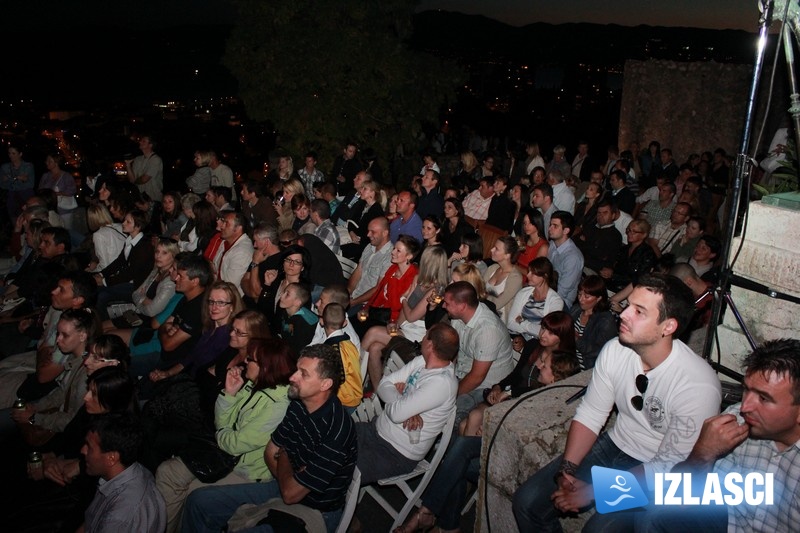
[
  {"left": 633, "top": 498, "right": 728, "bottom": 532},
  {"left": 512, "top": 432, "right": 642, "bottom": 533},
  {"left": 421, "top": 435, "right": 482, "bottom": 530},
  {"left": 181, "top": 481, "right": 342, "bottom": 533}
]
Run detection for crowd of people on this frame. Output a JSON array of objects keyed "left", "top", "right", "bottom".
[{"left": 0, "top": 134, "right": 797, "bottom": 533}]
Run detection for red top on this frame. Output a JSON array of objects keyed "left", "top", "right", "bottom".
[
  {"left": 367, "top": 263, "right": 419, "bottom": 321},
  {"left": 517, "top": 238, "right": 548, "bottom": 270}
]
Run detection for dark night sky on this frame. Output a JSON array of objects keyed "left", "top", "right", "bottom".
[
  {"left": 419, "top": 0, "right": 758, "bottom": 31},
  {"left": 6, "top": 0, "right": 759, "bottom": 31}
]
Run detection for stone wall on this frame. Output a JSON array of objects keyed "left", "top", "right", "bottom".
[
  {"left": 715, "top": 200, "right": 800, "bottom": 372},
  {"left": 476, "top": 370, "right": 596, "bottom": 533},
  {"left": 619, "top": 59, "right": 753, "bottom": 161}
]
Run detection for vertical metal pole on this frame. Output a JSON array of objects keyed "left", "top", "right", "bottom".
[
  {"left": 703, "top": 1, "right": 775, "bottom": 360},
  {"left": 782, "top": 24, "right": 800, "bottom": 188}
]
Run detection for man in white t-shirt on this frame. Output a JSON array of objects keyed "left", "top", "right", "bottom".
[
  {"left": 355, "top": 323, "right": 459, "bottom": 484},
  {"left": 513, "top": 273, "right": 721, "bottom": 531}
]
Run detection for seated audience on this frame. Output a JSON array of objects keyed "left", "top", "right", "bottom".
[
  {"left": 178, "top": 198, "right": 216, "bottom": 255},
  {"left": 572, "top": 181, "right": 603, "bottom": 239},
  {"left": 347, "top": 217, "right": 393, "bottom": 315},
  {"left": 447, "top": 232, "right": 486, "bottom": 276},
  {"left": 321, "top": 303, "right": 362, "bottom": 414},
  {"left": 687, "top": 234, "right": 721, "bottom": 282},
  {"left": 439, "top": 197, "right": 475, "bottom": 256},
  {"left": 394, "top": 333, "right": 578, "bottom": 533},
  {"left": 291, "top": 194, "right": 315, "bottom": 234},
  {"left": 211, "top": 211, "right": 254, "bottom": 295},
  {"left": 195, "top": 310, "right": 272, "bottom": 416},
  {"left": 161, "top": 191, "right": 188, "bottom": 240},
  {"left": 83, "top": 414, "right": 166, "bottom": 532},
  {"left": 95, "top": 210, "right": 155, "bottom": 317},
  {"left": 4, "top": 308, "right": 98, "bottom": 444},
  {"left": 297, "top": 233, "right": 345, "bottom": 303},
  {"left": 363, "top": 244, "right": 447, "bottom": 392},
  {"left": 357, "top": 323, "right": 459, "bottom": 485},
  {"left": 512, "top": 274, "right": 721, "bottom": 531},
  {"left": 389, "top": 190, "right": 423, "bottom": 243},
  {"left": 310, "top": 284, "right": 362, "bottom": 354},
  {"left": 257, "top": 244, "right": 311, "bottom": 333},
  {"left": 574, "top": 199, "right": 622, "bottom": 275},
  {"left": 355, "top": 235, "right": 420, "bottom": 337},
  {"left": 516, "top": 209, "right": 549, "bottom": 271},
  {"left": 483, "top": 236, "right": 524, "bottom": 321},
  {"left": 241, "top": 223, "right": 282, "bottom": 307},
  {"left": 340, "top": 180, "right": 385, "bottom": 260},
  {"left": 278, "top": 282, "right": 318, "bottom": 356},
  {"left": 85, "top": 203, "right": 125, "bottom": 272},
  {"left": 570, "top": 275, "right": 618, "bottom": 370},
  {"left": 601, "top": 218, "right": 657, "bottom": 293},
  {"left": 635, "top": 338, "right": 800, "bottom": 532},
  {"left": 443, "top": 281, "right": 515, "bottom": 425},
  {"left": 667, "top": 214, "right": 704, "bottom": 262},
  {"left": 462, "top": 310, "right": 578, "bottom": 437},
  {"left": 149, "top": 281, "right": 243, "bottom": 383},
  {"left": 130, "top": 255, "right": 212, "bottom": 379},
  {"left": 507, "top": 257, "right": 565, "bottom": 341},
  {"left": 155, "top": 337, "right": 293, "bottom": 533},
  {"left": 182, "top": 344, "right": 357, "bottom": 533}
]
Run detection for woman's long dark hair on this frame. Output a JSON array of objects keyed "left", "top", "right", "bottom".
[{"left": 528, "top": 310, "right": 576, "bottom": 364}]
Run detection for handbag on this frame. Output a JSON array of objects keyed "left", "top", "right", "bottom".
[
  {"left": 180, "top": 433, "right": 239, "bottom": 483},
  {"left": 367, "top": 307, "right": 391, "bottom": 324}
]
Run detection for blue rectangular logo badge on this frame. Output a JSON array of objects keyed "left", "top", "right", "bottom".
[{"left": 592, "top": 466, "right": 649, "bottom": 514}]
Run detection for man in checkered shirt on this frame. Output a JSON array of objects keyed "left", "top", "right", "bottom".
[{"left": 638, "top": 338, "right": 800, "bottom": 532}]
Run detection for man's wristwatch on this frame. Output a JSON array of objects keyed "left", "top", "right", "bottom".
[{"left": 553, "top": 459, "right": 579, "bottom": 483}]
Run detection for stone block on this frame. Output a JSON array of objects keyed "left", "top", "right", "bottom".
[{"left": 477, "top": 371, "right": 594, "bottom": 533}]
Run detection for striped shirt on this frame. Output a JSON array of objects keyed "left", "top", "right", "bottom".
[{"left": 271, "top": 395, "right": 357, "bottom": 512}]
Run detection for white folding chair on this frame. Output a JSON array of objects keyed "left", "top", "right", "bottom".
[
  {"left": 358, "top": 408, "right": 457, "bottom": 531},
  {"left": 383, "top": 350, "right": 405, "bottom": 377},
  {"left": 336, "top": 253, "right": 358, "bottom": 280},
  {"left": 461, "top": 488, "right": 478, "bottom": 515},
  {"left": 335, "top": 467, "right": 361, "bottom": 533},
  {"left": 351, "top": 394, "right": 383, "bottom": 424},
  {"left": 359, "top": 348, "right": 370, "bottom": 388}
]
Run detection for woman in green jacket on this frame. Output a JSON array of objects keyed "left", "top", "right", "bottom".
[{"left": 155, "top": 338, "right": 295, "bottom": 533}]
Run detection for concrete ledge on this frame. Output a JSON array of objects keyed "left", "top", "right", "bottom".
[{"left": 477, "top": 370, "right": 598, "bottom": 533}]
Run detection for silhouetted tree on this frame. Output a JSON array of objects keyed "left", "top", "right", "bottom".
[{"left": 223, "top": 0, "right": 463, "bottom": 172}]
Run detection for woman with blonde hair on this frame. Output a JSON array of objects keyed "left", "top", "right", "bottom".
[
  {"left": 453, "top": 150, "right": 481, "bottom": 191},
  {"left": 186, "top": 150, "right": 213, "bottom": 194},
  {"left": 341, "top": 179, "right": 386, "bottom": 260},
  {"left": 275, "top": 177, "right": 305, "bottom": 231},
  {"left": 149, "top": 281, "right": 244, "bottom": 382},
  {"left": 196, "top": 309, "right": 272, "bottom": 412},
  {"left": 524, "top": 141, "right": 545, "bottom": 175},
  {"left": 86, "top": 203, "right": 125, "bottom": 272},
  {"left": 451, "top": 262, "right": 488, "bottom": 301}
]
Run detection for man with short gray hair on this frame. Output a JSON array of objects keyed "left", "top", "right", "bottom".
[{"left": 241, "top": 223, "right": 282, "bottom": 305}]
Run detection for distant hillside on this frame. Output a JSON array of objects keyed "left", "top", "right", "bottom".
[{"left": 411, "top": 10, "right": 758, "bottom": 64}]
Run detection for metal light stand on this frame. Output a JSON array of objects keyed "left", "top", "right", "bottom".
[{"left": 702, "top": 0, "right": 800, "bottom": 375}]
